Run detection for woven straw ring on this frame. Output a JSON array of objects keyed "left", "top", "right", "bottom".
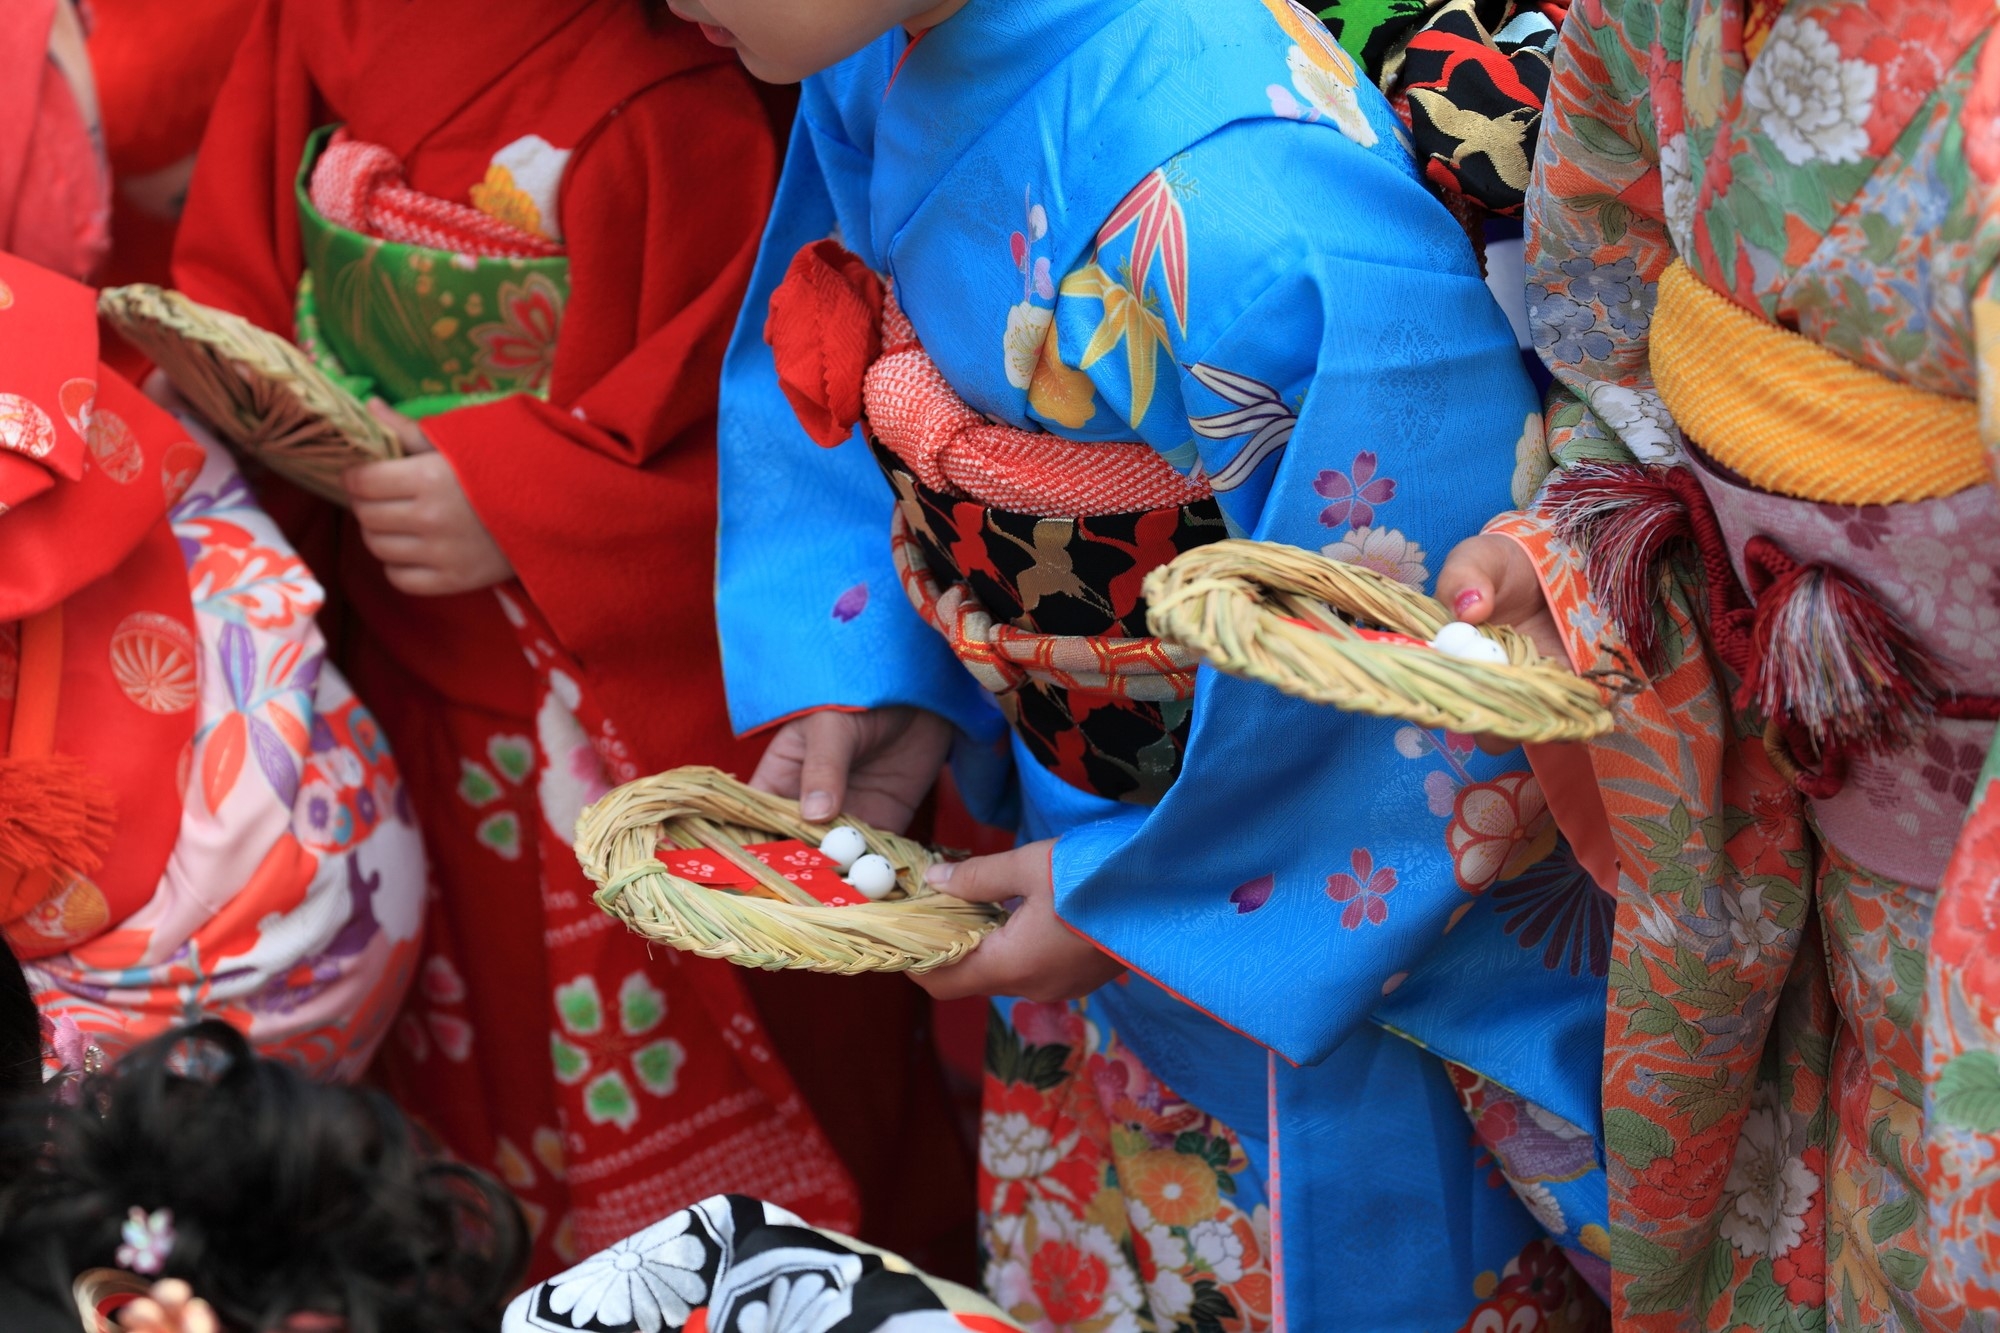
[
  {"left": 574, "top": 766, "right": 1003, "bottom": 975},
  {"left": 1142, "top": 540, "right": 1616, "bottom": 744}
]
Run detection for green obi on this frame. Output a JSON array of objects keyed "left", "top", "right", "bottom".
[{"left": 294, "top": 125, "right": 570, "bottom": 420}]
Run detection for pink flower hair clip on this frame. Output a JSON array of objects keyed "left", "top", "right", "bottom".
[{"left": 115, "top": 1207, "right": 175, "bottom": 1276}]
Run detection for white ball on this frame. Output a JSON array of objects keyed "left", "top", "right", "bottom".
[
  {"left": 817, "top": 825, "right": 869, "bottom": 870},
  {"left": 844, "top": 853, "right": 898, "bottom": 901},
  {"left": 1428, "top": 620, "right": 1510, "bottom": 665}
]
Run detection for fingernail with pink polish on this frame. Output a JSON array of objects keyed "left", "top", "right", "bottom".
[{"left": 1454, "top": 589, "right": 1484, "bottom": 617}]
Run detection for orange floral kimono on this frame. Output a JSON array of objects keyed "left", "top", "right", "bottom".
[{"left": 1491, "top": 0, "right": 2000, "bottom": 1327}]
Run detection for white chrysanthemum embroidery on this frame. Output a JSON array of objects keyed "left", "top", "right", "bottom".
[
  {"left": 980, "top": 1110, "right": 1064, "bottom": 1181},
  {"left": 1740, "top": 16, "right": 1876, "bottom": 166},
  {"left": 1003, "top": 301, "right": 1054, "bottom": 390},
  {"left": 1718, "top": 1108, "right": 1819, "bottom": 1258},
  {"left": 729, "top": 1272, "right": 851, "bottom": 1333},
  {"left": 541, "top": 1210, "right": 709, "bottom": 1329},
  {"left": 1585, "top": 381, "right": 1682, "bottom": 461},
  {"left": 1321, "top": 525, "right": 1430, "bottom": 588}
]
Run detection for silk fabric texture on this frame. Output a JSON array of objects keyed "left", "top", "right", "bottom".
[
  {"left": 171, "top": 0, "right": 974, "bottom": 1279},
  {"left": 715, "top": 1, "right": 1616, "bottom": 1327},
  {"left": 0, "top": 253, "right": 421, "bottom": 1078},
  {"left": 1482, "top": 0, "right": 2000, "bottom": 1326}
]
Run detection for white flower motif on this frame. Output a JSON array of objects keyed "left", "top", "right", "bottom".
[
  {"left": 536, "top": 689, "right": 611, "bottom": 842},
  {"left": 1286, "top": 45, "right": 1378, "bottom": 147},
  {"left": 543, "top": 1209, "right": 709, "bottom": 1330},
  {"left": 1321, "top": 525, "right": 1430, "bottom": 588},
  {"left": 1740, "top": 16, "right": 1876, "bottom": 166},
  {"left": 1943, "top": 599, "right": 2000, "bottom": 661},
  {"left": 730, "top": 1273, "right": 852, "bottom": 1333},
  {"left": 1585, "top": 381, "right": 1682, "bottom": 462},
  {"left": 1658, "top": 132, "right": 1695, "bottom": 247},
  {"left": 1004, "top": 301, "right": 1054, "bottom": 390},
  {"left": 1186, "top": 1216, "right": 1247, "bottom": 1284},
  {"left": 1718, "top": 1108, "right": 1819, "bottom": 1258},
  {"left": 1149, "top": 1266, "right": 1196, "bottom": 1322},
  {"left": 981, "top": 1110, "right": 1066, "bottom": 1182},
  {"left": 1027, "top": 1199, "right": 1146, "bottom": 1321},
  {"left": 1514, "top": 1180, "right": 1567, "bottom": 1237},
  {"left": 1720, "top": 884, "right": 1783, "bottom": 968}
]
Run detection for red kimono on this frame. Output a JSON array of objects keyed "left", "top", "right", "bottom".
[{"left": 171, "top": 0, "right": 973, "bottom": 1278}]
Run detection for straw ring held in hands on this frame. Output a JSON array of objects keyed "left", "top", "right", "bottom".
[
  {"left": 98, "top": 284, "right": 400, "bottom": 505},
  {"left": 1143, "top": 540, "right": 1616, "bottom": 744},
  {"left": 573, "top": 766, "right": 1003, "bottom": 975}
]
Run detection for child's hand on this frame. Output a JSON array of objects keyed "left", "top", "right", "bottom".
[
  {"left": 343, "top": 401, "right": 515, "bottom": 596},
  {"left": 912, "top": 841, "right": 1127, "bottom": 1004},
  {"left": 116, "top": 1280, "right": 218, "bottom": 1333},
  {"left": 1436, "top": 533, "right": 1572, "bottom": 753},
  {"left": 1435, "top": 534, "right": 1567, "bottom": 663},
  {"left": 749, "top": 706, "right": 952, "bottom": 833}
]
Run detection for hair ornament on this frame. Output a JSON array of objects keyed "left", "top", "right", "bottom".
[{"left": 115, "top": 1207, "right": 175, "bottom": 1276}]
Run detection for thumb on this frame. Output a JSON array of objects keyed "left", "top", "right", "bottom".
[
  {"left": 796, "top": 710, "right": 862, "bottom": 822},
  {"left": 925, "top": 843, "right": 1041, "bottom": 904},
  {"left": 1436, "top": 533, "right": 1541, "bottom": 628}
]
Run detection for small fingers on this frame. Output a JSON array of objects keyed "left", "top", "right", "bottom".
[
  {"left": 748, "top": 720, "right": 809, "bottom": 799},
  {"left": 357, "top": 527, "right": 432, "bottom": 565},
  {"left": 368, "top": 398, "right": 437, "bottom": 454},
  {"left": 796, "top": 710, "right": 861, "bottom": 822},
  {"left": 924, "top": 844, "right": 1039, "bottom": 904},
  {"left": 381, "top": 563, "right": 461, "bottom": 597},
  {"left": 1434, "top": 534, "right": 1508, "bottom": 624},
  {"left": 343, "top": 457, "right": 426, "bottom": 504}
]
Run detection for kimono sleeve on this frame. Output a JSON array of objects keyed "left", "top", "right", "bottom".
[
  {"left": 1049, "top": 117, "right": 1547, "bottom": 1068},
  {"left": 714, "top": 88, "right": 1003, "bottom": 745}
]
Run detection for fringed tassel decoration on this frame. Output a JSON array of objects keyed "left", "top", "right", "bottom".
[
  {"left": 1737, "top": 536, "right": 1944, "bottom": 758},
  {"left": 0, "top": 754, "right": 116, "bottom": 880},
  {"left": 1543, "top": 462, "right": 1740, "bottom": 674}
]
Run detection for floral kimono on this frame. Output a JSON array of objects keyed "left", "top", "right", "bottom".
[
  {"left": 504, "top": 1194, "right": 1019, "bottom": 1333},
  {"left": 1486, "top": 0, "right": 2000, "bottom": 1326},
  {"left": 717, "top": 0, "right": 1615, "bottom": 1327},
  {"left": 0, "top": 252, "right": 421, "bottom": 1081},
  {"left": 171, "top": 0, "right": 974, "bottom": 1280}
]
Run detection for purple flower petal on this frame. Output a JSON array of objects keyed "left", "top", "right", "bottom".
[
  {"left": 832, "top": 583, "right": 870, "bottom": 623},
  {"left": 1230, "top": 873, "right": 1274, "bottom": 914}
]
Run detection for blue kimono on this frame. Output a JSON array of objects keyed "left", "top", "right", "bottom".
[{"left": 717, "top": 0, "right": 1611, "bottom": 1325}]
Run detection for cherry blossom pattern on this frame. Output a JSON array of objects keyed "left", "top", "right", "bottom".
[
  {"left": 1312, "top": 450, "right": 1396, "bottom": 530},
  {"left": 1326, "top": 847, "right": 1397, "bottom": 928}
]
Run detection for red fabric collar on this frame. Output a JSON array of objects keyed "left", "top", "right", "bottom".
[{"left": 290, "top": 0, "right": 724, "bottom": 162}]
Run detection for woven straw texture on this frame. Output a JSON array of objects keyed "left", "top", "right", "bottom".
[
  {"left": 1652, "top": 259, "right": 1982, "bottom": 505},
  {"left": 1144, "top": 539, "right": 1615, "bottom": 742},
  {"left": 575, "top": 767, "right": 1003, "bottom": 975},
  {"left": 98, "top": 284, "right": 400, "bottom": 505}
]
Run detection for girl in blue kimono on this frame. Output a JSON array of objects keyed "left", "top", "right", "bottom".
[{"left": 692, "top": 0, "right": 1614, "bottom": 1325}]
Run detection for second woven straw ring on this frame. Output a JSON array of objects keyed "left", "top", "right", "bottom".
[
  {"left": 98, "top": 284, "right": 401, "bottom": 505},
  {"left": 574, "top": 767, "right": 1003, "bottom": 975},
  {"left": 1144, "top": 540, "right": 1616, "bottom": 744}
]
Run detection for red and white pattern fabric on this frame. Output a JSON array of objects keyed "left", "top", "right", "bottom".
[
  {"left": 309, "top": 130, "right": 562, "bottom": 259},
  {"left": 864, "top": 296, "right": 1209, "bottom": 517}
]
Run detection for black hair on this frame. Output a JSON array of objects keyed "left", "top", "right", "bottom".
[
  {"left": 0, "top": 935, "right": 39, "bottom": 1103},
  {"left": 0, "top": 1021, "right": 526, "bottom": 1333}
]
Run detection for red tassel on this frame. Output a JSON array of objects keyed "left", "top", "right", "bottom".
[
  {"left": 1546, "top": 464, "right": 1698, "bottom": 673},
  {"left": 1738, "top": 536, "right": 1943, "bottom": 757},
  {"left": 0, "top": 754, "right": 116, "bottom": 878}
]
